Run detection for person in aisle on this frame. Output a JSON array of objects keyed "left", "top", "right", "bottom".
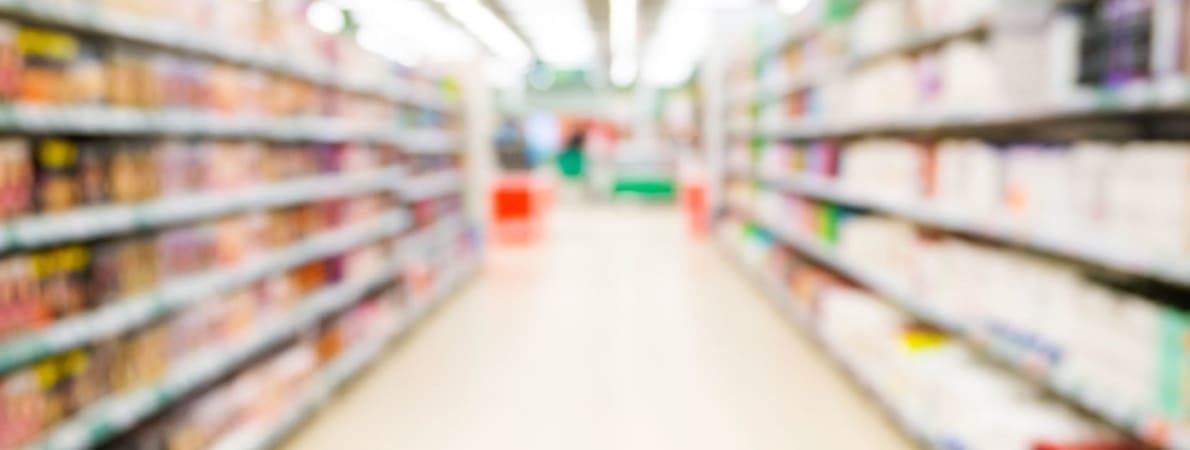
[
  {"left": 557, "top": 129, "right": 587, "bottom": 181},
  {"left": 495, "top": 118, "right": 531, "bottom": 172}
]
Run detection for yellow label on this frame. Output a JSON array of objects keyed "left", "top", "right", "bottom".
[
  {"left": 34, "top": 359, "right": 60, "bottom": 387},
  {"left": 57, "top": 246, "right": 89, "bottom": 272},
  {"left": 902, "top": 329, "right": 949, "bottom": 351},
  {"left": 62, "top": 350, "right": 88, "bottom": 375},
  {"left": 38, "top": 139, "right": 78, "bottom": 168},
  {"left": 30, "top": 251, "right": 58, "bottom": 279},
  {"left": 16, "top": 28, "right": 78, "bottom": 61}
]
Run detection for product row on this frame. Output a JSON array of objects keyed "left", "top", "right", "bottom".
[
  {"left": 69, "top": 0, "right": 447, "bottom": 94},
  {"left": 409, "top": 194, "right": 464, "bottom": 230},
  {"left": 0, "top": 234, "right": 398, "bottom": 450},
  {"left": 720, "top": 220, "right": 1138, "bottom": 450},
  {"left": 0, "top": 192, "right": 395, "bottom": 339},
  {"left": 80, "top": 0, "right": 341, "bottom": 62},
  {"left": 404, "top": 153, "right": 465, "bottom": 177},
  {"left": 0, "top": 138, "right": 406, "bottom": 220},
  {"left": 739, "top": 0, "right": 1190, "bottom": 126},
  {"left": 745, "top": 0, "right": 990, "bottom": 87},
  {"left": 0, "top": 18, "right": 449, "bottom": 127},
  {"left": 111, "top": 289, "right": 403, "bottom": 450},
  {"left": 733, "top": 187, "right": 1190, "bottom": 426},
  {"left": 731, "top": 138, "right": 1190, "bottom": 259},
  {"left": 753, "top": 37, "right": 1003, "bottom": 126},
  {"left": 105, "top": 218, "right": 478, "bottom": 450}
]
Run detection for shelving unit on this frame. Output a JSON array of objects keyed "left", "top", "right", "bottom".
[
  {"left": 712, "top": 0, "right": 1190, "bottom": 448},
  {"left": 0, "top": 168, "right": 401, "bottom": 252},
  {"left": 0, "top": 212, "right": 408, "bottom": 371},
  {"left": 725, "top": 204, "right": 1188, "bottom": 449},
  {"left": 208, "top": 258, "right": 479, "bottom": 450},
  {"left": 736, "top": 81, "right": 1190, "bottom": 139},
  {"left": 751, "top": 174, "right": 1190, "bottom": 288},
  {"left": 403, "top": 170, "right": 465, "bottom": 202},
  {"left": 742, "top": 19, "right": 989, "bottom": 106},
  {"left": 0, "top": 0, "right": 454, "bottom": 111},
  {"left": 717, "top": 239, "right": 942, "bottom": 449},
  {"left": 0, "top": 1, "right": 479, "bottom": 449},
  {"left": 29, "top": 255, "right": 405, "bottom": 450}
]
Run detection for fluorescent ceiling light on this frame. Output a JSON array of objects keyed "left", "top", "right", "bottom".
[
  {"left": 643, "top": 2, "right": 713, "bottom": 87},
  {"left": 329, "top": 0, "right": 479, "bottom": 65},
  {"left": 609, "top": 0, "right": 637, "bottom": 86},
  {"left": 497, "top": 0, "right": 597, "bottom": 68},
  {"left": 442, "top": 0, "right": 533, "bottom": 67},
  {"left": 710, "top": 0, "right": 755, "bottom": 7},
  {"left": 777, "top": 0, "right": 811, "bottom": 14},
  {"left": 306, "top": 1, "right": 346, "bottom": 34}
]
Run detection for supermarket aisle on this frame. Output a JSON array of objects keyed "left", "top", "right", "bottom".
[{"left": 285, "top": 205, "right": 913, "bottom": 450}]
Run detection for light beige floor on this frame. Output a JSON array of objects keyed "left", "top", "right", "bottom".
[{"left": 284, "top": 205, "right": 913, "bottom": 450}]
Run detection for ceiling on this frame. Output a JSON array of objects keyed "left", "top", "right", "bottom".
[{"left": 485, "top": 0, "right": 669, "bottom": 70}]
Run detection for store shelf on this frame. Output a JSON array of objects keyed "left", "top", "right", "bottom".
[
  {"left": 716, "top": 238, "right": 943, "bottom": 450},
  {"left": 743, "top": 20, "right": 988, "bottom": 106},
  {"left": 397, "top": 129, "right": 463, "bottom": 155},
  {"left": 401, "top": 215, "right": 469, "bottom": 257},
  {"left": 0, "top": 0, "right": 456, "bottom": 111},
  {"left": 210, "top": 258, "right": 480, "bottom": 450},
  {"left": 24, "top": 250, "right": 413, "bottom": 450},
  {"left": 849, "top": 21, "right": 989, "bottom": 69},
  {"left": 0, "top": 105, "right": 458, "bottom": 143},
  {"left": 0, "top": 168, "right": 402, "bottom": 253},
  {"left": 739, "top": 73, "right": 1190, "bottom": 140},
  {"left": 758, "top": 174, "right": 1190, "bottom": 288},
  {"left": 734, "top": 208, "right": 1190, "bottom": 450},
  {"left": 0, "top": 212, "right": 411, "bottom": 375},
  {"left": 403, "top": 170, "right": 464, "bottom": 202}
]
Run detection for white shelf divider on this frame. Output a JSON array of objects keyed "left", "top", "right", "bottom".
[
  {"left": 0, "top": 168, "right": 403, "bottom": 252},
  {"left": 402, "top": 170, "right": 464, "bottom": 202},
  {"left": 760, "top": 174, "right": 1190, "bottom": 288}
]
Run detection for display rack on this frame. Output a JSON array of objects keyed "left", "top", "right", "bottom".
[
  {"left": 0, "top": 211, "right": 409, "bottom": 374},
  {"left": 731, "top": 8, "right": 1190, "bottom": 141},
  {"left": 403, "top": 170, "right": 465, "bottom": 202},
  {"left": 717, "top": 238, "right": 942, "bottom": 449},
  {"left": 750, "top": 174, "right": 1190, "bottom": 288},
  {"left": 712, "top": 1, "right": 1190, "bottom": 448},
  {"left": 0, "top": 0, "right": 455, "bottom": 111},
  {"left": 0, "top": 0, "right": 478, "bottom": 448},
  {"left": 25, "top": 243, "right": 453, "bottom": 450},
  {"left": 29, "top": 226, "right": 480, "bottom": 450},
  {"left": 209, "top": 258, "right": 480, "bottom": 450},
  {"left": 725, "top": 204, "right": 1187, "bottom": 449},
  {"left": 740, "top": 20, "right": 989, "bottom": 105},
  {"left": 0, "top": 168, "right": 402, "bottom": 252},
  {"left": 0, "top": 106, "right": 449, "bottom": 144},
  {"left": 737, "top": 85, "right": 1190, "bottom": 140}
]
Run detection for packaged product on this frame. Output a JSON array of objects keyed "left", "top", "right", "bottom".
[
  {"left": 0, "top": 138, "right": 32, "bottom": 220},
  {"left": 0, "top": 20, "right": 22, "bottom": 101},
  {"left": 31, "top": 245, "right": 90, "bottom": 319},
  {"left": 16, "top": 26, "right": 78, "bottom": 104},
  {"left": 33, "top": 139, "right": 80, "bottom": 213},
  {"left": 77, "top": 141, "right": 109, "bottom": 206}
]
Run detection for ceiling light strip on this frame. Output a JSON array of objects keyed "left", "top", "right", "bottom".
[{"left": 609, "top": 0, "right": 638, "bottom": 86}]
